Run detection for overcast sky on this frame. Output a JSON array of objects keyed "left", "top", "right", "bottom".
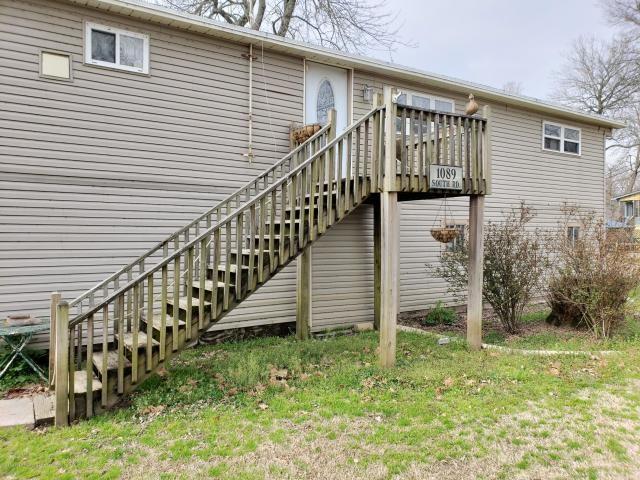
[{"left": 371, "top": 0, "right": 618, "bottom": 100}]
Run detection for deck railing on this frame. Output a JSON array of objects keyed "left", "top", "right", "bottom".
[
  {"left": 392, "top": 104, "right": 490, "bottom": 195},
  {"left": 54, "top": 106, "right": 386, "bottom": 424},
  {"left": 65, "top": 124, "right": 332, "bottom": 323}
]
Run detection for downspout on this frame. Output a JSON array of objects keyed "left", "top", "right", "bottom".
[{"left": 244, "top": 44, "right": 255, "bottom": 163}]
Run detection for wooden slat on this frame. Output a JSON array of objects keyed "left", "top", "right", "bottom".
[
  {"left": 117, "top": 294, "right": 124, "bottom": 394},
  {"left": 146, "top": 273, "right": 154, "bottom": 371},
  {"left": 258, "top": 197, "right": 265, "bottom": 283},
  {"left": 85, "top": 313, "right": 93, "bottom": 418},
  {"left": 131, "top": 283, "right": 140, "bottom": 384},
  {"left": 279, "top": 183, "right": 287, "bottom": 261},
  {"left": 289, "top": 176, "right": 297, "bottom": 256},
  {"left": 101, "top": 302, "right": 108, "bottom": 407},
  {"left": 172, "top": 237, "right": 180, "bottom": 351},
  {"left": 235, "top": 215, "right": 243, "bottom": 299},
  {"left": 318, "top": 148, "right": 326, "bottom": 233},
  {"left": 400, "top": 107, "right": 407, "bottom": 190},
  {"left": 434, "top": 113, "right": 441, "bottom": 165},
  {"left": 68, "top": 323, "right": 75, "bottom": 421},
  {"left": 211, "top": 229, "right": 220, "bottom": 319},
  {"left": 160, "top": 243, "right": 168, "bottom": 360},
  {"left": 224, "top": 222, "right": 231, "bottom": 309},
  {"left": 185, "top": 247, "right": 194, "bottom": 339},
  {"left": 345, "top": 132, "right": 352, "bottom": 210},
  {"left": 408, "top": 109, "right": 415, "bottom": 191},
  {"left": 199, "top": 237, "right": 207, "bottom": 328},
  {"left": 417, "top": 111, "right": 424, "bottom": 189},
  {"left": 299, "top": 168, "right": 307, "bottom": 248},
  {"left": 248, "top": 205, "right": 256, "bottom": 291},
  {"left": 363, "top": 118, "right": 370, "bottom": 197},
  {"left": 354, "top": 126, "right": 361, "bottom": 200},
  {"left": 336, "top": 140, "right": 343, "bottom": 220},
  {"left": 269, "top": 190, "right": 276, "bottom": 272}
]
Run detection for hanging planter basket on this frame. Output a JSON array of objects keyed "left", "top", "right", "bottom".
[
  {"left": 430, "top": 227, "right": 460, "bottom": 244},
  {"left": 291, "top": 123, "right": 321, "bottom": 144}
]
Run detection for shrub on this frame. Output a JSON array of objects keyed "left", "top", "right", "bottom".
[
  {"left": 422, "top": 301, "right": 457, "bottom": 326},
  {"left": 431, "top": 203, "right": 548, "bottom": 334},
  {"left": 546, "top": 208, "right": 640, "bottom": 338}
]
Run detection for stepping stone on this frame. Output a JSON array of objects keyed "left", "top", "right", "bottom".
[{"left": 0, "top": 397, "right": 34, "bottom": 428}]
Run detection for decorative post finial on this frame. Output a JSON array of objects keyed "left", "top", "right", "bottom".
[{"left": 465, "top": 93, "right": 479, "bottom": 115}]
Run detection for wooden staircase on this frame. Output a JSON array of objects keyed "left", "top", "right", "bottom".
[{"left": 52, "top": 96, "right": 490, "bottom": 425}]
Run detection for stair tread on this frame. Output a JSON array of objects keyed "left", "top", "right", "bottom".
[
  {"left": 119, "top": 331, "right": 160, "bottom": 350},
  {"left": 192, "top": 280, "right": 230, "bottom": 290},
  {"left": 166, "top": 297, "right": 211, "bottom": 310},
  {"left": 73, "top": 370, "right": 102, "bottom": 394},
  {"left": 92, "top": 350, "right": 131, "bottom": 373},
  {"left": 146, "top": 315, "right": 185, "bottom": 330}
]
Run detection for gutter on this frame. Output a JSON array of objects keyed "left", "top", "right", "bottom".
[{"left": 65, "top": 0, "right": 625, "bottom": 130}]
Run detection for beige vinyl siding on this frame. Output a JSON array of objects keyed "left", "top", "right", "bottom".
[
  {"left": 352, "top": 71, "right": 606, "bottom": 312},
  {"left": 0, "top": 0, "right": 304, "bottom": 340}
]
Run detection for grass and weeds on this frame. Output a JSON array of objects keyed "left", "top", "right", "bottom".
[
  {"left": 1, "top": 329, "right": 640, "bottom": 479},
  {"left": 0, "top": 349, "right": 47, "bottom": 395}
]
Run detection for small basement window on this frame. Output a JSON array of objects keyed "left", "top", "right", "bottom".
[
  {"left": 85, "top": 23, "right": 149, "bottom": 73},
  {"left": 40, "top": 51, "right": 72, "bottom": 80},
  {"left": 543, "top": 121, "right": 581, "bottom": 155},
  {"left": 567, "top": 226, "right": 580, "bottom": 246}
]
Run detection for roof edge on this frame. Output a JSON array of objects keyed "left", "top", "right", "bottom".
[{"left": 66, "top": 0, "right": 625, "bottom": 129}]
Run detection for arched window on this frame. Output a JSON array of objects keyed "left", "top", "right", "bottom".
[{"left": 316, "top": 79, "right": 335, "bottom": 125}]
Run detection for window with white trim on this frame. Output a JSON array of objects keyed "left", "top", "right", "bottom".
[
  {"left": 85, "top": 23, "right": 149, "bottom": 74},
  {"left": 397, "top": 91, "right": 455, "bottom": 113},
  {"left": 543, "top": 121, "right": 581, "bottom": 155},
  {"left": 567, "top": 226, "right": 580, "bottom": 246}
]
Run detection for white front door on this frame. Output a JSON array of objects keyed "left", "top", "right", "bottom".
[{"left": 305, "top": 62, "right": 349, "bottom": 173}]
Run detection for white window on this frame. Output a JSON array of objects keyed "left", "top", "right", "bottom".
[
  {"left": 397, "top": 91, "right": 455, "bottom": 113},
  {"left": 543, "top": 121, "right": 581, "bottom": 155},
  {"left": 445, "top": 224, "right": 466, "bottom": 252},
  {"left": 85, "top": 23, "right": 149, "bottom": 74}
]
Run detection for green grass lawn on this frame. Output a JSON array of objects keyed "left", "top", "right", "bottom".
[{"left": 2, "top": 329, "right": 640, "bottom": 479}]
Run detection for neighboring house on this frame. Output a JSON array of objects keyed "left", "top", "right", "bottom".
[
  {"left": 0, "top": 0, "right": 622, "bottom": 350},
  {"left": 612, "top": 191, "right": 640, "bottom": 235}
]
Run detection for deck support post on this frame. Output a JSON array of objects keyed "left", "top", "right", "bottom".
[
  {"left": 296, "top": 249, "right": 312, "bottom": 340},
  {"left": 49, "top": 291, "right": 61, "bottom": 387},
  {"left": 467, "top": 194, "right": 485, "bottom": 350},
  {"left": 379, "top": 191, "right": 399, "bottom": 367},
  {"left": 54, "top": 301, "right": 70, "bottom": 427},
  {"left": 373, "top": 195, "right": 381, "bottom": 330}
]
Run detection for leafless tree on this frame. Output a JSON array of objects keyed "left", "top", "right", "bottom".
[
  {"left": 603, "top": 0, "right": 640, "bottom": 28},
  {"left": 551, "top": 35, "right": 640, "bottom": 115},
  {"left": 162, "top": 0, "right": 410, "bottom": 54},
  {"left": 502, "top": 80, "right": 524, "bottom": 96}
]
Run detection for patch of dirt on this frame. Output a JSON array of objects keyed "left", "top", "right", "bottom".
[
  {"left": 398, "top": 305, "right": 591, "bottom": 344},
  {"left": 1, "top": 383, "right": 48, "bottom": 400}
]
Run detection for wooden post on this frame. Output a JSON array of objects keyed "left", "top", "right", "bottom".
[
  {"left": 49, "top": 292, "right": 61, "bottom": 387},
  {"left": 379, "top": 191, "right": 399, "bottom": 367},
  {"left": 54, "top": 301, "right": 70, "bottom": 427},
  {"left": 373, "top": 196, "right": 381, "bottom": 330},
  {"left": 383, "top": 86, "right": 398, "bottom": 191},
  {"left": 296, "top": 250, "right": 312, "bottom": 340},
  {"left": 467, "top": 195, "right": 485, "bottom": 350}
]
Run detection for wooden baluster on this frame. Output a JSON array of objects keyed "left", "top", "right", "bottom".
[
  {"left": 327, "top": 146, "right": 335, "bottom": 226},
  {"left": 434, "top": 113, "right": 441, "bottom": 166},
  {"left": 235, "top": 214, "right": 244, "bottom": 300},
  {"left": 449, "top": 115, "right": 455, "bottom": 167},
  {"left": 400, "top": 108, "right": 407, "bottom": 190},
  {"left": 248, "top": 205, "right": 256, "bottom": 292},
  {"left": 279, "top": 182, "right": 287, "bottom": 261},
  {"left": 224, "top": 222, "right": 232, "bottom": 309},
  {"left": 371, "top": 110, "right": 379, "bottom": 192},
  {"left": 336, "top": 139, "right": 343, "bottom": 220},
  {"left": 408, "top": 109, "right": 415, "bottom": 191},
  {"left": 160, "top": 243, "right": 168, "bottom": 361},
  {"left": 185, "top": 247, "right": 194, "bottom": 339},
  {"left": 309, "top": 155, "right": 317, "bottom": 242},
  {"left": 183, "top": 231, "right": 189, "bottom": 296},
  {"left": 101, "top": 302, "right": 108, "bottom": 407},
  {"left": 132, "top": 283, "right": 140, "bottom": 384},
  {"left": 68, "top": 323, "right": 76, "bottom": 421},
  {"left": 289, "top": 175, "right": 297, "bottom": 255},
  {"left": 345, "top": 132, "right": 352, "bottom": 211},
  {"left": 478, "top": 120, "right": 484, "bottom": 191},
  {"left": 139, "top": 260, "right": 145, "bottom": 314},
  {"left": 363, "top": 119, "right": 369, "bottom": 197},
  {"left": 146, "top": 273, "right": 154, "bottom": 371},
  {"left": 442, "top": 115, "right": 449, "bottom": 170},
  {"left": 471, "top": 118, "right": 478, "bottom": 193},
  {"left": 456, "top": 116, "right": 463, "bottom": 169},
  {"left": 465, "top": 118, "right": 471, "bottom": 193},
  {"left": 299, "top": 167, "right": 307, "bottom": 248},
  {"left": 269, "top": 190, "right": 276, "bottom": 271},
  {"left": 418, "top": 111, "right": 424, "bottom": 190},
  {"left": 76, "top": 320, "right": 82, "bottom": 371},
  {"left": 199, "top": 237, "right": 207, "bottom": 329},
  {"left": 258, "top": 197, "right": 266, "bottom": 283},
  {"left": 354, "top": 126, "right": 361, "bottom": 200},
  {"left": 318, "top": 149, "right": 326, "bottom": 233},
  {"left": 86, "top": 313, "right": 94, "bottom": 418},
  {"left": 172, "top": 238, "right": 180, "bottom": 351},
  {"left": 116, "top": 294, "right": 124, "bottom": 394},
  {"left": 212, "top": 229, "right": 220, "bottom": 320},
  {"left": 126, "top": 269, "right": 132, "bottom": 332}
]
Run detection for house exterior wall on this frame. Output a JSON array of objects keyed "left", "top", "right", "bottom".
[
  {"left": 0, "top": 0, "right": 608, "bottom": 342},
  {"left": 0, "top": 0, "right": 307, "bottom": 336}
]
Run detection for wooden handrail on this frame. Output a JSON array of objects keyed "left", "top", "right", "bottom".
[
  {"left": 68, "top": 123, "right": 331, "bottom": 310},
  {"left": 68, "top": 106, "right": 385, "bottom": 328}
]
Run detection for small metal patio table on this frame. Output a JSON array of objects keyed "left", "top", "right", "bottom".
[{"left": 0, "top": 322, "right": 49, "bottom": 382}]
